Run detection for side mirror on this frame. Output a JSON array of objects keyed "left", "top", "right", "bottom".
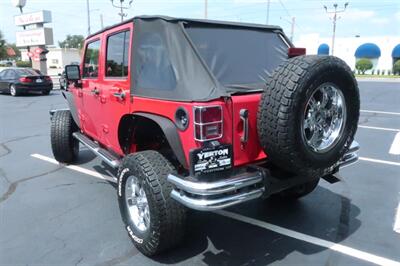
[{"left": 65, "top": 65, "right": 81, "bottom": 82}]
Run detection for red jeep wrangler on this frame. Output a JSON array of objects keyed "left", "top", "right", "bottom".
[{"left": 50, "top": 16, "right": 360, "bottom": 256}]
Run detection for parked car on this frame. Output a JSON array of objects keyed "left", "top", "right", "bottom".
[
  {"left": 58, "top": 71, "right": 66, "bottom": 90},
  {"left": 0, "top": 68, "right": 53, "bottom": 96},
  {"left": 50, "top": 16, "right": 360, "bottom": 256}
]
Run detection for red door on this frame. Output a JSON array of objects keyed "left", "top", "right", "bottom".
[
  {"left": 81, "top": 38, "right": 102, "bottom": 140},
  {"left": 97, "top": 25, "right": 133, "bottom": 154}
]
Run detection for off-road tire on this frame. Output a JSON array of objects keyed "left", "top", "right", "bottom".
[
  {"left": 50, "top": 110, "right": 79, "bottom": 163},
  {"left": 10, "top": 84, "right": 19, "bottom": 96},
  {"left": 117, "top": 151, "right": 186, "bottom": 256},
  {"left": 257, "top": 55, "right": 359, "bottom": 177}
]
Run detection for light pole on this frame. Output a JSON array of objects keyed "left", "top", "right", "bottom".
[
  {"left": 266, "top": 0, "right": 271, "bottom": 24},
  {"left": 12, "top": 0, "right": 31, "bottom": 63},
  {"left": 204, "top": 0, "right": 208, "bottom": 19},
  {"left": 110, "top": 0, "right": 133, "bottom": 22},
  {"left": 86, "top": 0, "right": 91, "bottom": 35},
  {"left": 324, "top": 2, "right": 348, "bottom": 56},
  {"left": 280, "top": 16, "right": 295, "bottom": 42}
]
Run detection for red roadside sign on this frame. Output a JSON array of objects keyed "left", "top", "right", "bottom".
[
  {"left": 34, "top": 47, "right": 44, "bottom": 54},
  {"left": 27, "top": 51, "right": 34, "bottom": 58},
  {"left": 33, "top": 55, "right": 41, "bottom": 62}
]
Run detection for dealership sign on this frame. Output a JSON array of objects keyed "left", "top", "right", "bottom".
[
  {"left": 16, "top": 28, "right": 54, "bottom": 47},
  {"left": 14, "top": 10, "right": 52, "bottom": 26}
]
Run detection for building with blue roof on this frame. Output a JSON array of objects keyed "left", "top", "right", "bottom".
[
  {"left": 354, "top": 43, "right": 381, "bottom": 72},
  {"left": 317, "top": 44, "right": 330, "bottom": 55}
]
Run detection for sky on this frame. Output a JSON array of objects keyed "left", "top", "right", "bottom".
[{"left": 0, "top": 0, "right": 399, "bottom": 47}]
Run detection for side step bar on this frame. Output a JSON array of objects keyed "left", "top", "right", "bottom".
[{"left": 72, "top": 132, "right": 121, "bottom": 169}]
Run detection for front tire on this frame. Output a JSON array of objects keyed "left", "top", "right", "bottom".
[
  {"left": 117, "top": 151, "right": 186, "bottom": 256},
  {"left": 50, "top": 110, "right": 79, "bottom": 163}
]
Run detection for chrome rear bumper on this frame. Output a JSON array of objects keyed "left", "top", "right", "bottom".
[{"left": 168, "top": 141, "right": 360, "bottom": 211}]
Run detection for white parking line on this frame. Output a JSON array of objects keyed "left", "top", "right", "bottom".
[
  {"left": 30, "top": 154, "right": 117, "bottom": 183},
  {"left": 31, "top": 153, "right": 400, "bottom": 266},
  {"left": 217, "top": 210, "right": 400, "bottom": 266},
  {"left": 394, "top": 202, "right": 400, "bottom": 234},
  {"left": 361, "top": 110, "right": 400, "bottom": 116},
  {"left": 358, "top": 125, "right": 400, "bottom": 132},
  {"left": 389, "top": 132, "right": 400, "bottom": 155},
  {"left": 359, "top": 157, "right": 400, "bottom": 167}
]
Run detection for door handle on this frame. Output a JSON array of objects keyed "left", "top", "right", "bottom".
[
  {"left": 113, "top": 91, "right": 126, "bottom": 100},
  {"left": 91, "top": 88, "right": 100, "bottom": 95},
  {"left": 240, "top": 109, "right": 249, "bottom": 144}
]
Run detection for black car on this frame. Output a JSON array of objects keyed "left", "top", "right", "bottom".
[{"left": 0, "top": 68, "right": 53, "bottom": 96}]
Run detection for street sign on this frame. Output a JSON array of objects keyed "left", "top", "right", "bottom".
[
  {"left": 16, "top": 28, "right": 54, "bottom": 47},
  {"left": 14, "top": 10, "right": 52, "bottom": 27}
]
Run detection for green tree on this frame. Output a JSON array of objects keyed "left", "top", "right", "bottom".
[
  {"left": 393, "top": 60, "right": 400, "bottom": 75},
  {"left": 58, "top": 34, "right": 84, "bottom": 49},
  {"left": 0, "top": 30, "right": 7, "bottom": 60},
  {"left": 355, "top": 58, "right": 373, "bottom": 74}
]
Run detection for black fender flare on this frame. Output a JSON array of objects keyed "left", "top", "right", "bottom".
[{"left": 119, "top": 112, "right": 187, "bottom": 168}]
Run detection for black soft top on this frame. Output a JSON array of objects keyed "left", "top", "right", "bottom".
[{"left": 90, "top": 16, "right": 292, "bottom": 102}]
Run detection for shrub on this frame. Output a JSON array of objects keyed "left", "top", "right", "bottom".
[
  {"left": 49, "top": 65, "right": 57, "bottom": 69},
  {"left": 388, "top": 70, "right": 391, "bottom": 75},
  {"left": 377, "top": 69, "right": 380, "bottom": 75},
  {"left": 393, "top": 60, "right": 400, "bottom": 75},
  {"left": 16, "top": 60, "right": 32, "bottom": 67},
  {"left": 371, "top": 69, "right": 375, "bottom": 75},
  {"left": 381, "top": 69, "right": 385, "bottom": 75},
  {"left": 355, "top": 58, "right": 373, "bottom": 74}
]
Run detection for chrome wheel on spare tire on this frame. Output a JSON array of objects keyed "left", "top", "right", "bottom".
[
  {"left": 302, "top": 83, "right": 346, "bottom": 153},
  {"left": 125, "top": 175, "right": 150, "bottom": 232}
]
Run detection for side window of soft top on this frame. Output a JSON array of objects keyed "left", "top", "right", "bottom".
[{"left": 83, "top": 40, "right": 101, "bottom": 78}]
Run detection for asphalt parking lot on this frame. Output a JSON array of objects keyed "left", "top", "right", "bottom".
[{"left": 0, "top": 81, "right": 399, "bottom": 266}]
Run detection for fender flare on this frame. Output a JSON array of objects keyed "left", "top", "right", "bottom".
[{"left": 127, "top": 112, "right": 187, "bottom": 168}]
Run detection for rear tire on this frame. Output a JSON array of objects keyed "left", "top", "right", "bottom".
[
  {"left": 257, "top": 55, "right": 359, "bottom": 177},
  {"left": 50, "top": 110, "right": 79, "bottom": 163},
  {"left": 117, "top": 151, "right": 186, "bottom": 256},
  {"left": 10, "top": 84, "right": 19, "bottom": 96}
]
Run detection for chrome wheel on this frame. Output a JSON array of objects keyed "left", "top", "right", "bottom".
[
  {"left": 302, "top": 83, "right": 346, "bottom": 153},
  {"left": 125, "top": 175, "right": 150, "bottom": 232}
]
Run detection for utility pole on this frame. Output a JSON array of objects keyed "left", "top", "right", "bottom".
[
  {"left": 110, "top": 0, "right": 133, "bottom": 22},
  {"left": 100, "top": 14, "right": 104, "bottom": 29},
  {"left": 204, "top": 0, "right": 208, "bottom": 19},
  {"left": 290, "top": 17, "right": 295, "bottom": 42},
  {"left": 266, "top": 0, "right": 271, "bottom": 24},
  {"left": 86, "top": 0, "right": 91, "bottom": 35},
  {"left": 324, "top": 2, "right": 348, "bottom": 56}
]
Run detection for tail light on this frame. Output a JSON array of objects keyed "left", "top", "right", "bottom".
[
  {"left": 288, "top": 47, "right": 306, "bottom": 58},
  {"left": 194, "top": 106, "right": 223, "bottom": 141},
  {"left": 44, "top": 76, "right": 52, "bottom": 82},
  {"left": 19, "top": 77, "right": 32, "bottom": 83}
]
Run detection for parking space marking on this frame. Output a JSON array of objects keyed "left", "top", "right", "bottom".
[
  {"left": 389, "top": 132, "right": 400, "bottom": 155},
  {"left": 217, "top": 210, "right": 400, "bottom": 266},
  {"left": 359, "top": 157, "right": 400, "bottom": 167},
  {"left": 31, "top": 154, "right": 117, "bottom": 183},
  {"left": 358, "top": 125, "right": 400, "bottom": 132},
  {"left": 394, "top": 202, "right": 400, "bottom": 234},
  {"left": 31, "top": 153, "right": 400, "bottom": 265},
  {"left": 361, "top": 110, "right": 400, "bottom": 116}
]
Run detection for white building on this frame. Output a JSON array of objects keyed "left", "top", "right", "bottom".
[
  {"left": 295, "top": 35, "right": 399, "bottom": 72},
  {"left": 21, "top": 47, "right": 81, "bottom": 74}
]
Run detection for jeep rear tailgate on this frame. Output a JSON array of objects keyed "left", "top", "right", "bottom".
[{"left": 231, "top": 93, "right": 267, "bottom": 166}]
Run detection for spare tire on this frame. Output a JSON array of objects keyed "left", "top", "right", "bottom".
[{"left": 257, "top": 55, "right": 359, "bottom": 176}]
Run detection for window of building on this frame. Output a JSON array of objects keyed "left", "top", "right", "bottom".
[
  {"left": 52, "top": 59, "right": 59, "bottom": 64},
  {"left": 106, "top": 30, "right": 130, "bottom": 77},
  {"left": 83, "top": 40, "right": 100, "bottom": 78}
]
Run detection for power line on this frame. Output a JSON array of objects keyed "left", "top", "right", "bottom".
[{"left": 324, "top": 2, "right": 349, "bottom": 56}]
